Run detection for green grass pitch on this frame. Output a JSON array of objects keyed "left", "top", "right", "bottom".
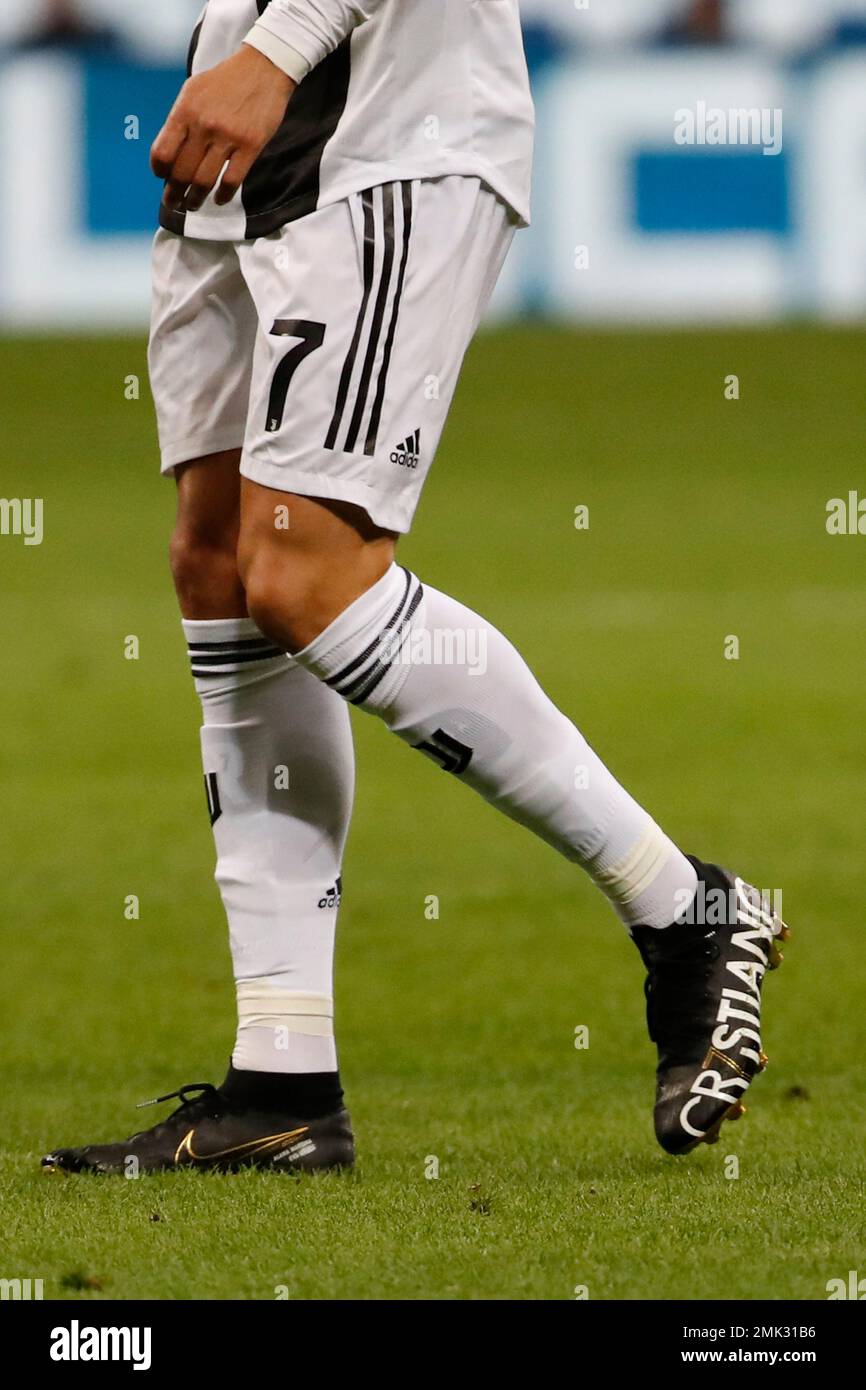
[{"left": 1, "top": 325, "right": 864, "bottom": 1300}]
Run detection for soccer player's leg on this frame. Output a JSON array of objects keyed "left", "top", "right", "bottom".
[
  {"left": 43, "top": 237, "right": 356, "bottom": 1175},
  {"left": 234, "top": 176, "right": 787, "bottom": 1158},
  {"left": 239, "top": 487, "right": 789, "bottom": 1156}
]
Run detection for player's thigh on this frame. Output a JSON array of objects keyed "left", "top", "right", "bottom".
[
  {"left": 148, "top": 229, "right": 256, "bottom": 478},
  {"left": 235, "top": 177, "right": 517, "bottom": 538}
]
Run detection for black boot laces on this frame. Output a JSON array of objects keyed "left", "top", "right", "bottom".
[{"left": 128, "top": 1083, "right": 225, "bottom": 1141}]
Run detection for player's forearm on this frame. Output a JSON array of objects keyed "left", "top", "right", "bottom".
[{"left": 245, "top": 0, "right": 383, "bottom": 79}]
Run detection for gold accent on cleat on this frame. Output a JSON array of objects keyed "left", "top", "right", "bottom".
[
  {"left": 173, "top": 1124, "right": 309, "bottom": 1167},
  {"left": 767, "top": 918, "right": 791, "bottom": 969},
  {"left": 702, "top": 1045, "right": 747, "bottom": 1079},
  {"left": 758, "top": 1051, "right": 769, "bottom": 1071},
  {"left": 696, "top": 1100, "right": 748, "bottom": 1149}
]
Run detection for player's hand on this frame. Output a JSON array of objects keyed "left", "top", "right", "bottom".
[{"left": 151, "top": 46, "right": 296, "bottom": 213}]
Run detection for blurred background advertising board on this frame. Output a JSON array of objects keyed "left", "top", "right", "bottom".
[{"left": 3, "top": 0, "right": 866, "bottom": 327}]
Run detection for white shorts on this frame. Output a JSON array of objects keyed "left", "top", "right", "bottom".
[{"left": 148, "top": 177, "right": 515, "bottom": 533}]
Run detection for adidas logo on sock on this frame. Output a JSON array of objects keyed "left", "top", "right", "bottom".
[
  {"left": 317, "top": 876, "right": 343, "bottom": 910},
  {"left": 390, "top": 429, "right": 420, "bottom": 470}
]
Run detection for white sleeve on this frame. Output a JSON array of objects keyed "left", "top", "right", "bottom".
[
  {"left": 243, "top": 27, "right": 312, "bottom": 84},
  {"left": 244, "top": 1, "right": 382, "bottom": 79}
]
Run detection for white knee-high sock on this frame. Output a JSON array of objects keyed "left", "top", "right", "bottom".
[
  {"left": 183, "top": 618, "right": 354, "bottom": 1073},
  {"left": 293, "top": 566, "right": 696, "bottom": 929}
]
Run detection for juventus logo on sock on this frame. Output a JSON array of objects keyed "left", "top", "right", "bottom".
[
  {"left": 204, "top": 772, "right": 222, "bottom": 825},
  {"left": 414, "top": 728, "right": 473, "bottom": 775}
]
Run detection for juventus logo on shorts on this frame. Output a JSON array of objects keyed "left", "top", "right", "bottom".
[
  {"left": 204, "top": 772, "right": 222, "bottom": 826},
  {"left": 414, "top": 729, "right": 473, "bottom": 775}
]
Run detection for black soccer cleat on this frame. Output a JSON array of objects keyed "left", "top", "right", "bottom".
[
  {"left": 41, "top": 1082, "right": 354, "bottom": 1175},
  {"left": 632, "top": 856, "right": 790, "bottom": 1156}
]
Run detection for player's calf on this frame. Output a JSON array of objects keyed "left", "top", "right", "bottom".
[{"left": 171, "top": 451, "right": 247, "bottom": 618}]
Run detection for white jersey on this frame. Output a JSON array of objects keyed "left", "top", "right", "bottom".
[{"left": 161, "top": 0, "right": 534, "bottom": 241}]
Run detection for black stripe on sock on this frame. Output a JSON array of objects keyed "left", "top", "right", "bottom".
[
  {"left": 343, "top": 183, "right": 396, "bottom": 454},
  {"left": 189, "top": 647, "right": 283, "bottom": 667},
  {"left": 325, "top": 568, "right": 412, "bottom": 691},
  {"left": 346, "top": 582, "right": 425, "bottom": 706},
  {"left": 325, "top": 190, "right": 376, "bottom": 451},
  {"left": 187, "top": 638, "right": 277, "bottom": 652},
  {"left": 364, "top": 182, "right": 414, "bottom": 457}
]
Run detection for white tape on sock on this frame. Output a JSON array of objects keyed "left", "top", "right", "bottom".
[
  {"left": 594, "top": 821, "right": 672, "bottom": 905},
  {"left": 236, "top": 984, "right": 334, "bottom": 1037}
]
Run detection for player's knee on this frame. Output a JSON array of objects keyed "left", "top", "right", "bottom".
[
  {"left": 242, "top": 554, "right": 331, "bottom": 653},
  {"left": 237, "top": 495, "right": 395, "bottom": 652},
  {"left": 170, "top": 523, "right": 245, "bottom": 615}
]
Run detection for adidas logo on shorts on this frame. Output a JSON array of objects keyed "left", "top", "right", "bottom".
[
  {"left": 391, "top": 429, "right": 421, "bottom": 470},
  {"left": 317, "top": 877, "right": 343, "bottom": 910}
]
